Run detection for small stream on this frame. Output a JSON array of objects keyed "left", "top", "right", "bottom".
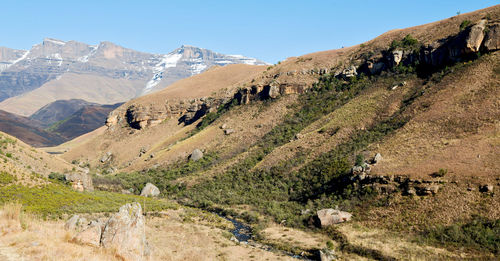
[{"left": 219, "top": 215, "right": 314, "bottom": 260}]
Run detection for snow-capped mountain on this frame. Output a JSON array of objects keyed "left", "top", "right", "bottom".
[{"left": 0, "top": 38, "right": 268, "bottom": 116}]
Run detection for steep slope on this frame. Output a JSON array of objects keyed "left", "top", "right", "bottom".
[
  {"left": 0, "top": 131, "right": 75, "bottom": 180},
  {"left": 0, "top": 110, "right": 65, "bottom": 147},
  {"left": 59, "top": 63, "right": 267, "bottom": 167},
  {"left": 0, "top": 40, "right": 267, "bottom": 116}
]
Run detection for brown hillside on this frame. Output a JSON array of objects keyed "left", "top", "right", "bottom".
[
  {"left": 0, "top": 131, "right": 76, "bottom": 184},
  {"left": 0, "top": 110, "right": 65, "bottom": 147},
  {"left": 62, "top": 5, "right": 500, "bottom": 180}
]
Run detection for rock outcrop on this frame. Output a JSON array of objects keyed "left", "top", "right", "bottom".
[
  {"left": 105, "top": 20, "right": 500, "bottom": 134},
  {"left": 317, "top": 209, "right": 352, "bottom": 227},
  {"left": 101, "top": 203, "right": 149, "bottom": 260},
  {"left": 140, "top": 183, "right": 160, "bottom": 197},
  {"left": 484, "top": 23, "right": 500, "bottom": 51},
  {"left": 190, "top": 149, "right": 204, "bottom": 161},
  {"left": 465, "top": 20, "right": 486, "bottom": 52}
]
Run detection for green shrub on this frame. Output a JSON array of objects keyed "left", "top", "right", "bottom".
[
  {"left": 435, "top": 168, "right": 447, "bottom": 177},
  {"left": 355, "top": 154, "right": 365, "bottom": 166},
  {"left": 460, "top": 20, "right": 471, "bottom": 31},
  {"left": 421, "top": 216, "right": 500, "bottom": 254},
  {"left": 390, "top": 34, "right": 419, "bottom": 50},
  {"left": 48, "top": 172, "right": 68, "bottom": 184}
]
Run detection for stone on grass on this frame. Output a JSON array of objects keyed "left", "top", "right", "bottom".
[
  {"left": 100, "top": 203, "right": 149, "bottom": 260},
  {"left": 317, "top": 209, "right": 352, "bottom": 227},
  {"left": 140, "top": 183, "right": 160, "bottom": 197}
]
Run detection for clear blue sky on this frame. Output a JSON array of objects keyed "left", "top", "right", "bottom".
[{"left": 1, "top": 0, "right": 497, "bottom": 63}]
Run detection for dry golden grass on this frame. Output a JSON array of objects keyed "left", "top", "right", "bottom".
[
  {"left": 260, "top": 223, "right": 333, "bottom": 250},
  {"left": 0, "top": 204, "right": 298, "bottom": 261},
  {"left": 0, "top": 203, "right": 121, "bottom": 261},
  {"left": 337, "top": 222, "right": 463, "bottom": 260},
  {"left": 371, "top": 53, "right": 500, "bottom": 183},
  {"left": 0, "top": 131, "right": 76, "bottom": 185}
]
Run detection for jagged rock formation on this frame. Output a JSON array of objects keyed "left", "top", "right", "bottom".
[
  {"left": 100, "top": 203, "right": 148, "bottom": 260},
  {"left": 67, "top": 203, "right": 149, "bottom": 259},
  {"left": 234, "top": 20, "right": 500, "bottom": 103}
]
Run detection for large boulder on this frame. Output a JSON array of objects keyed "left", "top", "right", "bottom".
[
  {"left": 317, "top": 209, "right": 352, "bottom": 227},
  {"left": 101, "top": 203, "right": 148, "bottom": 260},
  {"left": 190, "top": 149, "right": 204, "bottom": 161},
  {"left": 465, "top": 20, "right": 486, "bottom": 53},
  {"left": 140, "top": 183, "right": 160, "bottom": 197},
  {"left": 268, "top": 83, "right": 280, "bottom": 99},
  {"left": 483, "top": 24, "right": 500, "bottom": 51},
  {"left": 72, "top": 220, "right": 103, "bottom": 247}
]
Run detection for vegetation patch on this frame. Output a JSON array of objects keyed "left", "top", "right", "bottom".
[
  {"left": 0, "top": 183, "right": 177, "bottom": 218},
  {"left": 0, "top": 171, "right": 17, "bottom": 185},
  {"left": 93, "top": 151, "right": 219, "bottom": 194},
  {"left": 419, "top": 216, "right": 500, "bottom": 254}
]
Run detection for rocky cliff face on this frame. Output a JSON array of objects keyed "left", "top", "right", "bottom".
[
  {"left": 0, "top": 39, "right": 267, "bottom": 116},
  {"left": 105, "top": 20, "right": 500, "bottom": 132},
  {"left": 236, "top": 19, "right": 500, "bottom": 103},
  {"left": 107, "top": 96, "right": 228, "bottom": 130}
]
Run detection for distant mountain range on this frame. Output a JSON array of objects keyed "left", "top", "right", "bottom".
[{"left": 0, "top": 38, "right": 268, "bottom": 116}]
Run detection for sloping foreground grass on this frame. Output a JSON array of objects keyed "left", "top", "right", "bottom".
[{"left": 0, "top": 182, "right": 177, "bottom": 218}]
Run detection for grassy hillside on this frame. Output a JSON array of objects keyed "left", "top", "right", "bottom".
[{"left": 56, "top": 5, "right": 500, "bottom": 260}]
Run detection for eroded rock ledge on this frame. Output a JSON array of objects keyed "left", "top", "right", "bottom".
[{"left": 105, "top": 20, "right": 499, "bottom": 131}]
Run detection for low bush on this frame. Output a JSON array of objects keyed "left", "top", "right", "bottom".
[{"left": 420, "top": 216, "right": 500, "bottom": 254}]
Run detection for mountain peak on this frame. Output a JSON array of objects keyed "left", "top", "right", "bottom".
[{"left": 42, "top": 38, "right": 66, "bottom": 46}]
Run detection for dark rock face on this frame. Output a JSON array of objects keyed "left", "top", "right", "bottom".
[
  {"left": 47, "top": 102, "right": 122, "bottom": 140},
  {"left": 483, "top": 23, "right": 500, "bottom": 51}
]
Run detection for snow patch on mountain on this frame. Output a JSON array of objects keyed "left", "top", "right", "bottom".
[
  {"left": 142, "top": 52, "right": 182, "bottom": 94},
  {"left": 44, "top": 38, "right": 66, "bottom": 45},
  {"left": 0, "top": 50, "right": 30, "bottom": 72},
  {"left": 77, "top": 45, "right": 98, "bottom": 63},
  {"left": 228, "top": 54, "right": 262, "bottom": 65}
]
